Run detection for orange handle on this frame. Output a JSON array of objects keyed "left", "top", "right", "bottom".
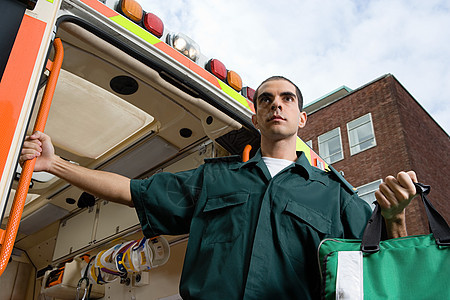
[
  {"left": 242, "top": 145, "right": 252, "bottom": 162},
  {"left": 0, "top": 38, "right": 63, "bottom": 277}
]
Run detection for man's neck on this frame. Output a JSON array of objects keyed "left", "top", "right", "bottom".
[{"left": 260, "top": 137, "right": 298, "bottom": 161}]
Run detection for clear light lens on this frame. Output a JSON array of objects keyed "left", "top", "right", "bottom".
[
  {"left": 173, "top": 38, "right": 187, "bottom": 51},
  {"left": 169, "top": 33, "right": 200, "bottom": 62}
]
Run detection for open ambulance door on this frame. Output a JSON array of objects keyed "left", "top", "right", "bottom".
[{"left": 0, "top": 0, "right": 62, "bottom": 278}]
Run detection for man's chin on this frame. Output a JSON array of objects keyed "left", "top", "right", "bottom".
[{"left": 262, "top": 130, "right": 297, "bottom": 141}]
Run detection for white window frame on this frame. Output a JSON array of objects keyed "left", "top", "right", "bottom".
[
  {"left": 357, "top": 179, "right": 383, "bottom": 210},
  {"left": 347, "top": 113, "right": 377, "bottom": 156},
  {"left": 305, "top": 140, "right": 312, "bottom": 148},
  {"left": 318, "top": 127, "right": 344, "bottom": 164}
]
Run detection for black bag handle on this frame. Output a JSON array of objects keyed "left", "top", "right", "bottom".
[{"left": 361, "top": 182, "right": 450, "bottom": 253}]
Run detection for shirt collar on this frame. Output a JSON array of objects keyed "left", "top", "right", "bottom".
[{"left": 238, "top": 149, "right": 328, "bottom": 186}]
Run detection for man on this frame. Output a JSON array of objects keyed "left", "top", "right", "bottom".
[{"left": 20, "top": 76, "right": 417, "bottom": 299}]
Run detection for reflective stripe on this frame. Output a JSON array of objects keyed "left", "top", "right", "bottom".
[{"left": 336, "top": 251, "right": 363, "bottom": 300}]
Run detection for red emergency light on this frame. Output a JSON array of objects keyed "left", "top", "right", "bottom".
[
  {"left": 143, "top": 12, "right": 164, "bottom": 38},
  {"left": 206, "top": 59, "right": 227, "bottom": 81},
  {"left": 241, "top": 86, "right": 255, "bottom": 102}
]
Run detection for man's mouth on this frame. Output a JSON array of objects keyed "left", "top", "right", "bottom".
[{"left": 268, "top": 115, "right": 285, "bottom": 121}]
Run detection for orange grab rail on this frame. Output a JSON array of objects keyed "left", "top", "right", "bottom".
[
  {"left": 242, "top": 145, "right": 252, "bottom": 162},
  {"left": 0, "top": 38, "right": 64, "bottom": 277}
]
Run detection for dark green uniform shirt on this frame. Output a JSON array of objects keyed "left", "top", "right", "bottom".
[{"left": 131, "top": 150, "right": 371, "bottom": 299}]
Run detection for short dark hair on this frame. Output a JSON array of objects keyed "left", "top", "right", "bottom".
[{"left": 253, "top": 76, "right": 303, "bottom": 112}]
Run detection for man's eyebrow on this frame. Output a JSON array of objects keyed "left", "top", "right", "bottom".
[
  {"left": 257, "top": 91, "right": 297, "bottom": 101},
  {"left": 280, "top": 91, "right": 297, "bottom": 98}
]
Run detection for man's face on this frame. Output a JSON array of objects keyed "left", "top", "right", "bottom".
[{"left": 252, "top": 79, "right": 307, "bottom": 142}]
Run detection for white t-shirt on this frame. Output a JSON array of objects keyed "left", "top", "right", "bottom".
[{"left": 262, "top": 157, "right": 295, "bottom": 178}]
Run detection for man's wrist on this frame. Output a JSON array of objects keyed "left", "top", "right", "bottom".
[
  {"left": 384, "top": 211, "right": 407, "bottom": 238},
  {"left": 48, "top": 155, "right": 70, "bottom": 174}
]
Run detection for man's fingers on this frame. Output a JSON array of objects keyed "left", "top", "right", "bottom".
[
  {"left": 20, "top": 134, "right": 45, "bottom": 166},
  {"left": 31, "top": 131, "right": 51, "bottom": 142},
  {"left": 19, "top": 150, "right": 40, "bottom": 166},
  {"left": 381, "top": 172, "right": 415, "bottom": 204},
  {"left": 20, "top": 153, "right": 39, "bottom": 161},
  {"left": 23, "top": 140, "right": 42, "bottom": 152},
  {"left": 378, "top": 181, "right": 398, "bottom": 208},
  {"left": 30, "top": 130, "right": 43, "bottom": 139},
  {"left": 397, "top": 171, "right": 417, "bottom": 197},
  {"left": 21, "top": 148, "right": 41, "bottom": 156},
  {"left": 375, "top": 190, "right": 390, "bottom": 209},
  {"left": 376, "top": 170, "right": 417, "bottom": 221},
  {"left": 406, "top": 170, "right": 418, "bottom": 183}
]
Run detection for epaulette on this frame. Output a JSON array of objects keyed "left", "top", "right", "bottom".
[
  {"left": 326, "top": 165, "right": 358, "bottom": 194},
  {"left": 204, "top": 155, "right": 242, "bottom": 164}
]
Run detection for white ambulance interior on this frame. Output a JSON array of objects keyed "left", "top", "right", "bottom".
[{"left": 1, "top": 20, "right": 259, "bottom": 299}]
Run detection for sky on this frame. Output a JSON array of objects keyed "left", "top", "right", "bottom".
[{"left": 140, "top": 0, "right": 450, "bottom": 134}]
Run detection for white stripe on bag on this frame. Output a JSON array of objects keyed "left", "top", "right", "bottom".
[{"left": 336, "top": 251, "right": 363, "bottom": 300}]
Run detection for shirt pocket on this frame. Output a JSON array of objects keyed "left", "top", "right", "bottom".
[
  {"left": 202, "top": 192, "right": 249, "bottom": 244},
  {"left": 280, "top": 200, "right": 332, "bottom": 263}
]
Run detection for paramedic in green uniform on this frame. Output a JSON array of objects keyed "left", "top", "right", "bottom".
[{"left": 20, "top": 76, "right": 418, "bottom": 299}]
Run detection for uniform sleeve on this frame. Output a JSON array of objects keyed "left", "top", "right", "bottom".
[
  {"left": 341, "top": 193, "right": 372, "bottom": 239},
  {"left": 130, "top": 165, "right": 205, "bottom": 237}
]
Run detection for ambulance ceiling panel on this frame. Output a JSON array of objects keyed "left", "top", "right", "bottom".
[{"left": 32, "top": 69, "right": 154, "bottom": 159}]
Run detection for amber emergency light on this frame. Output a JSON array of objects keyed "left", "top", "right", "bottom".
[
  {"left": 120, "top": 0, "right": 143, "bottom": 23},
  {"left": 226, "top": 70, "right": 242, "bottom": 92}
]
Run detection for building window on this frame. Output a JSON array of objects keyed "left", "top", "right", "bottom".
[
  {"left": 306, "top": 140, "right": 312, "bottom": 148},
  {"left": 318, "top": 127, "right": 343, "bottom": 164},
  {"left": 347, "top": 113, "right": 376, "bottom": 155},
  {"left": 357, "top": 179, "right": 382, "bottom": 210}
]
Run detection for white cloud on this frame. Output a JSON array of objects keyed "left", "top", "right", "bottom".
[{"left": 140, "top": 0, "right": 450, "bottom": 133}]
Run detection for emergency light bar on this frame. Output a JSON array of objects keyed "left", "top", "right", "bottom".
[{"left": 117, "top": 0, "right": 255, "bottom": 101}]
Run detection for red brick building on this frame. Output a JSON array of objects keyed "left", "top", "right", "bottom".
[{"left": 298, "top": 74, "right": 449, "bottom": 235}]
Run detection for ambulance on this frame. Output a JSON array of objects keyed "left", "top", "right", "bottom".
[{"left": 0, "top": 0, "right": 335, "bottom": 298}]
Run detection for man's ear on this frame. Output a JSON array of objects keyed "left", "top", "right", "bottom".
[
  {"left": 298, "top": 111, "right": 307, "bottom": 129},
  {"left": 252, "top": 114, "right": 258, "bottom": 128}
]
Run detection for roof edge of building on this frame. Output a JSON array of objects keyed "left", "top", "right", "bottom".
[{"left": 305, "top": 74, "right": 392, "bottom": 115}]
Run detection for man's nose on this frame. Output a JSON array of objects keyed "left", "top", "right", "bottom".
[{"left": 271, "top": 98, "right": 282, "bottom": 111}]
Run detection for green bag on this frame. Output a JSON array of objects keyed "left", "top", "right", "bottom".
[{"left": 318, "top": 183, "right": 450, "bottom": 299}]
